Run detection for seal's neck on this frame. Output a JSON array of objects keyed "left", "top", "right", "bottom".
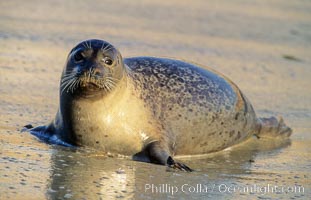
[{"left": 56, "top": 73, "right": 128, "bottom": 143}]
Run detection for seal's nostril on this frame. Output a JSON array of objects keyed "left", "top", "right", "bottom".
[{"left": 92, "top": 68, "right": 102, "bottom": 77}]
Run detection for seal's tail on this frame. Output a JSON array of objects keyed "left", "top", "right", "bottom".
[{"left": 257, "top": 116, "right": 292, "bottom": 138}]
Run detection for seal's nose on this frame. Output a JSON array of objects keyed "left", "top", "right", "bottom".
[
  {"left": 94, "top": 68, "right": 101, "bottom": 76},
  {"left": 91, "top": 67, "right": 104, "bottom": 78}
]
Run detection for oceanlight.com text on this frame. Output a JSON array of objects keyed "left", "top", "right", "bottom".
[{"left": 145, "top": 183, "right": 304, "bottom": 196}]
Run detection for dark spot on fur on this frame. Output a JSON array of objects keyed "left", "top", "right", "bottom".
[
  {"left": 177, "top": 77, "right": 184, "bottom": 83},
  {"left": 243, "top": 118, "right": 248, "bottom": 128},
  {"left": 210, "top": 131, "right": 216, "bottom": 136},
  {"left": 200, "top": 142, "right": 208, "bottom": 147},
  {"left": 96, "top": 141, "right": 99, "bottom": 144},
  {"left": 211, "top": 115, "right": 215, "bottom": 123},
  {"left": 229, "top": 130, "right": 235, "bottom": 137},
  {"left": 124, "top": 57, "right": 237, "bottom": 123},
  {"left": 77, "top": 134, "right": 82, "bottom": 138},
  {"left": 237, "top": 131, "right": 241, "bottom": 139},
  {"left": 235, "top": 113, "right": 239, "bottom": 120},
  {"left": 104, "top": 135, "right": 108, "bottom": 137},
  {"left": 219, "top": 132, "right": 222, "bottom": 135},
  {"left": 221, "top": 122, "right": 224, "bottom": 125}
]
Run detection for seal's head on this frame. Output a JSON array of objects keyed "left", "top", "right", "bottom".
[{"left": 61, "top": 39, "right": 124, "bottom": 97}]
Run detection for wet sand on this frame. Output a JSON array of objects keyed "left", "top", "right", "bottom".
[{"left": 1, "top": 0, "right": 311, "bottom": 199}]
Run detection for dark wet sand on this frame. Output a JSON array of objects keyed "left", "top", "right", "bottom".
[{"left": 1, "top": 0, "right": 311, "bottom": 199}]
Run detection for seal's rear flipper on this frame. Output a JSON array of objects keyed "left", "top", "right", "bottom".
[
  {"left": 256, "top": 116, "right": 292, "bottom": 138},
  {"left": 133, "top": 141, "right": 193, "bottom": 172}
]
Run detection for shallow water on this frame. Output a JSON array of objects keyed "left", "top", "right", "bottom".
[{"left": 1, "top": 0, "right": 311, "bottom": 199}]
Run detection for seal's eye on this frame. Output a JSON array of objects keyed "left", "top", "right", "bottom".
[
  {"left": 74, "top": 51, "right": 84, "bottom": 63},
  {"left": 104, "top": 57, "right": 113, "bottom": 65}
]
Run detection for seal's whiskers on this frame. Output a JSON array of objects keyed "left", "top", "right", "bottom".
[{"left": 61, "top": 78, "right": 76, "bottom": 94}]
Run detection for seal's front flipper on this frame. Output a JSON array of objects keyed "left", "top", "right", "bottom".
[
  {"left": 26, "top": 125, "right": 52, "bottom": 141},
  {"left": 24, "top": 124, "right": 74, "bottom": 147},
  {"left": 133, "top": 141, "right": 193, "bottom": 172},
  {"left": 22, "top": 124, "right": 34, "bottom": 131},
  {"left": 167, "top": 156, "right": 193, "bottom": 172}
]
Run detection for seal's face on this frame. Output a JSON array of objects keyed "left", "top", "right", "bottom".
[{"left": 61, "top": 39, "right": 124, "bottom": 97}]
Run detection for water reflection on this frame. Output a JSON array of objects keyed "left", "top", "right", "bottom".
[
  {"left": 185, "top": 136, "right": 292, "bottom": 173},
  {"left": 46, "top": 148, "right": 136, "bottom": 199},
  {"left": 45, "top": 136, "right": 292, "bottom": 199}
]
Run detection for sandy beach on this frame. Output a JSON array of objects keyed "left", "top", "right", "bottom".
[{"left": 1, "top": 0, "right": 310, "bottom": 199}]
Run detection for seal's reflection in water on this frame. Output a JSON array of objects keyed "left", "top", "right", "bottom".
[
  {"left": 46, "top": 148, "right": 136, "bottom": 199},
  {"left": 46, "top": 136, "right": 290, "bottom": 199},
  {"left": 134, "top": 137, "right": 293, "bottom": 199},
  {"left": 186, "top": 137, "right": 292, "bottom": 173}
]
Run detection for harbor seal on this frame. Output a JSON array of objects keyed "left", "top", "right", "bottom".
[{"left": 26, "top": 39, "right": 292, "bottom": 171}]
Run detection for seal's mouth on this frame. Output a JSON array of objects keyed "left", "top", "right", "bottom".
[
  {"left": 81, "top": 81, "right": 99, "bottom": 88},
  {"left": 79, "top": 75, "right": 104, "bottom": 88},
  {"left": 80, "top": 81, "right": 101, "bottom": 89}
]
